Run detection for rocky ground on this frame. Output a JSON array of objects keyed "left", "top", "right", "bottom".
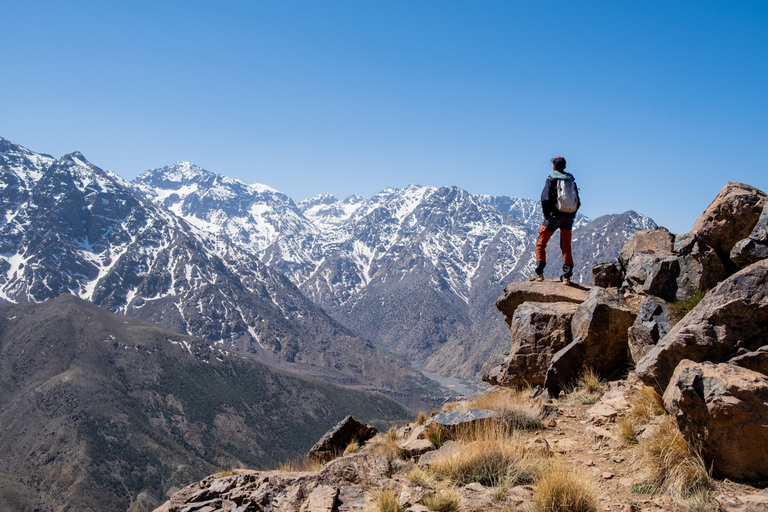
[{"left": 155, "top": 372, "right": 768, "bottom": 512}]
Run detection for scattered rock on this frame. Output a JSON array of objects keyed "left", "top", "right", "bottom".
[
  {"left": 730, "top": 346, "right": 768, "bottom": 377},
  {"left": 495, "top": 280, "right": 590, "bottom": 328},
  {"left": 308, "top": 416, "right": 378, "bottom": 463},
  {"left": 636, "top": 259, "right": 768, "bottom": 393},
  {"left": 425, "top": 408, "right": 500, "bottom": 439},
  {"left": 417, "top": 440, "right": 460, "bottom": 468},
  {"left": 663, "top": 360, "right": 768, "bottom": 481}
]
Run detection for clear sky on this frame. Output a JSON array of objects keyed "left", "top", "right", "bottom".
[{"left": 2, "top": 1, "right": 766, "bottom": 234}]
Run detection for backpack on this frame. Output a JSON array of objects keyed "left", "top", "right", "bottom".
[{"left": 556, "top": 179, "right": 579, "bottom": 213}]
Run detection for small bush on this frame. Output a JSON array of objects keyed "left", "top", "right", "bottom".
[
  {"left": 407, "top": 467, "right": 436, "bottom": 488},
  {"left": 533, "top": 462, "right": 599, "bottom": 512},
  {"left": 373, "top": 488, "right": 404, "bottom": 512},
  {"left": 633, "top": 416, "right": 710, "bottom": 498},
  {"left": 427, "top": 422, "right": 537, "bottom": 487},
  {"left": 425, "top": 422, "right": 447, "bottom": 448},
  {"left": 421, "top": 487, "right": 462, "bottom": 512},
  {"left": 631, "top": 385, "right": 665, "bottom": 421},
  {"left": 618, "top": 417, "right": 638, "bottom": 445}
]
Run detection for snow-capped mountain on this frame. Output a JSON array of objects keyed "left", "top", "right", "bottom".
[
  {"left": 0, "top": 138, "right": 427, "bottom": 393},
  {"left": 131, "top": 163, "right": 655, "bottom": 379}
]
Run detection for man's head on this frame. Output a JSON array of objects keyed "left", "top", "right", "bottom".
[{"left": 550, "top": 156, "right": 566, "bottom": 171}]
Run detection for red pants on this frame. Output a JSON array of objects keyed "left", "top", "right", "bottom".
[{"left": 536, "top": 224, "right": 573, "bottom": 266}]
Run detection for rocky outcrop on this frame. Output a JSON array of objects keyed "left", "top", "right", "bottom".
[
  {"left": 495, "top": 281, "right": 590, "bottom": 327},
  {"left": 483, "top": 301, "right": 579, "bottom": 387},
  {"left": 731, "top": 201, "right": 768, "bottom": 268},
  {"left": 308, "top": 416, "right": 378, "bottom": 463},
  {"left": 155, "top": 453, "right": 391, "bottom": 512},
  {"left": 663, "top": 360, "right": 768, "bottom": 481},
  {"left": 690, "top": 181, "right": 766, "bottom": 260},
  {"left": 425, "top": 408, "right": 501, "bottom": 438},
  {"left": 591, "top": 261, "right": 623, "bottom": 288},
  {"left": 636, "top": 258, "right": 768, "bottom": 393}
]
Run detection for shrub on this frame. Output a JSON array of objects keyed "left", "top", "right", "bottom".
[
  {"left": 633, "top": 416, "right": 710, "bottom": 498},
  {"left": 421, "top": 487, "right": 462, "bottom": 512},
  {"left": 373, "top": 488, "right": 404, "bottom": 512},
  {"left": 630, "top": 385, "right": 665, "bottom": 421},
  {"left": 533, "top": 462, "right": 599, "bottom": 512},
  {"left": 427, "top": 422, "right": 537, "bottom": 487}
]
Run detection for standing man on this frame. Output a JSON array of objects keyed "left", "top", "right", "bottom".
[{"left": 531, "top": 156, "right": 580, "bottom": 285}]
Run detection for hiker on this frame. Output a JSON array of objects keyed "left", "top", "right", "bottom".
[{"left": 531, "top": 155, "right": 580, "bottom": 285}]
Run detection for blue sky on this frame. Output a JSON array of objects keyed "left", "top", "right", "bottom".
[{"left": 2, "top": 1, "right": 766, "bottom": 234}]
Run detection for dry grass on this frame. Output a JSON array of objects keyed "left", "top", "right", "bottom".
[
  {"left": 216, "top": 467, "right": 239, "bottom": 477},
  {"left": 563, "top": 368, "right": 605, "bottom": 405},
  {"left": 468, "top": 388, "right": 544, "bottom": 431},
  {"left": 633, "top": 416, "right": 710, "bottom": 498},
  {"left": 426, "top": 421, "right": 539, "bottom": 487},
  {"left": 370, "top": 428, "right": 406, "bottom": 461},
  {"left": 373, "top": 487, "right": 404, "bottom": 512},
  {"left": 407, "top": 466, "right": 437, "bottom": 488},
  {"left": 630, "top": 385, "right": 665, "bottom": 421},
  {"left": 343, "top": 440, "right": 360, "bottom": 455},
  {"left": 416, "top": 410, "right": 429, "bottom": 425},
  {"left": 618, "top": 417, "right": 638, "bottom": 445},
  {"left": 425, "top": 422, "right": 447, "bottom": 448},
  {"left": 277, "top": 456, "right": 324, "bottom": 472},
  {"left": 533, "top": 461, "right": 599, "bottom": 512},
  {"left": 421, "top": 487, "right": 462, "bottom": 512}
]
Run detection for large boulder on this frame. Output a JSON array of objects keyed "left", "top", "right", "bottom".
[
  {"left": 673, "top": 233, "right": 726, "bottom": 298},
  {"left": 484, "top": 301, "right": 579, "bottom": 388},
  {"left": 627, "top": 296, "right": 674, "bottom": 365},
  {"left": 731, "top": 201, "right": 768, "bottom": 268},
  {"left": 543, "top": 288, "right": 637, "bottom": 396},
  {"left": 636, "top": 259, "right": 768, "bottom": 393},
  {"left": 569, "top": 287, "right": 637, "bottom": 374},
  {"left": 690, "top": 181, "right": 766, "bottom": 259},
  {"left": 592, "top": 261, "right": 623, "bottom": 288},
  {"left": 308, "top": 416, "right": 378, "bottom": 462},
  {"left": 495, "top": 281, "right": 589, "bottom": 328},
  {"left": 663, "top": 360, "right": 768, "bottom": 481}
]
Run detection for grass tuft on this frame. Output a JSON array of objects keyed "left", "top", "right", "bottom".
[
  {"left": 277, "top": 456, "right": 323, "bottom": 472},
  {"left": 407, "top": 466, "right": 436, "bottom": 488},
  {"left": 633, "top": 416, "right": 710, "bottom": 498},
  {"left": 421, "top": 487, "right": 462, "bottom": 512},
  {"left": 416, "top": 411, "right": 429, "bottom": 425},
  {"left": 468, "top": 388, "right": 544, "bottom": 430},
  {"left": 343, "top": 440, "right": 360, "bottom": 455},
  {"left": 533, "top": 461, "right": 599, "bottom": 512},
  {"left": 618, "top": 417, "right": 638, "bottom": 445},
  {"left": 670, "top": 291, "right": 706, "bottom": 321},
  {"left": 631, "top": 385, "right": 665, "bottom": 421},
  {"left": 425, "top": 422, "right": 447, "bottom": 448},
  {"left": 373, "top": 487, "right": 404, "bottom": 512}
]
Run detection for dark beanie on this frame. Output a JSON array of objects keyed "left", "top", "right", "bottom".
[{"left": 550, "top": 156, "right": 566, "bottom": 171}]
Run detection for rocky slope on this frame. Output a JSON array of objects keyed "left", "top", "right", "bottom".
[
  {"left": 0, "top": 138, "right": 430, "bottom": 397},
  {"left": 0, "top": 295, "right": 412, "bottom": 512}
]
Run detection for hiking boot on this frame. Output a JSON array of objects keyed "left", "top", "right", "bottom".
[
  {"left": 562, "top": 277, "right": 571, "bottom": 286},
  {"left": 529, "top": 274, "right": 544, "bottom": 282}
]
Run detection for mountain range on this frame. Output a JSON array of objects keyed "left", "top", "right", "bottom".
[{"left": 133, "top": 161, "right": 655, "bottom": 379}]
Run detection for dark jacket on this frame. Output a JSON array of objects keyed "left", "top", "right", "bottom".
[{"left": 541, "top": 170, "right": 580, "bottom": 219}]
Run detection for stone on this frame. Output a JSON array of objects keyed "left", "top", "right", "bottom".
[
  {"left": 417, "top": 440, "right": 460, "bottom": 467},
  {"left": 730, "top": 346, "right": 768, "bottom": 377},
  {"left": 299, "top": 485, "right": 338, "bottom": 512},
  {"left": 569, "top": 287, "right": 637, "bottom": 374},
  {"left": 691, "top": 181, "right": 766, "bottom": 260},
  {"left": 663, "top": 360, "right": 768, "bottom": 481},
  {"left": 627, "top": 296, "right": 673, "bottom": 364},
  {"left": 308, "top": 415, "right": 378, "bottom": 462},
  {"left": 731, "top": 201, "right": 768, "bottom": 268},
  {"left": 399, "top": 437, "right": 434, "bottom": 458},
  {"left": 636, "top": 259, "right": 768, "bottom": 393},
  {"left": 485, "top": 301, "right": 579, "bottom": 388},
  {"left": 592, "top": 261, "right": 623, "bottom": 288},
  {"left": 495, "top": 280, "right": 590, "bottom": 328},
  {"left": 673, "top": 234, "right": 726, "bottom": 299},
  {"left": 544, "top": 338, "right": 586, "bottom": 398}
]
